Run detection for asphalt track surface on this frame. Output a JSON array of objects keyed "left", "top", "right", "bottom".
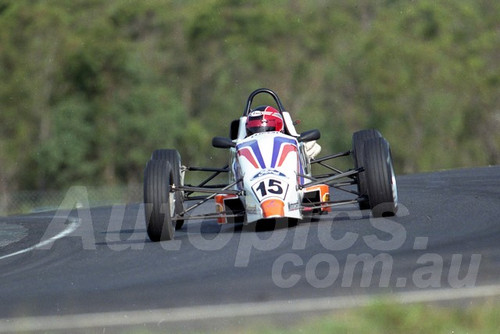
[{"left": 0, "top": 166, "right": 499, "bottom": 332}]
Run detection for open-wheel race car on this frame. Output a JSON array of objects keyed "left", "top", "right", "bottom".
[{"left": 143, "top": 88, "right": 398, "bottom": 241}]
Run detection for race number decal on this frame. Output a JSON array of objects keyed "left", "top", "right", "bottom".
[{"left": 251, "top": 178, "right": 289, "bottom": 202}]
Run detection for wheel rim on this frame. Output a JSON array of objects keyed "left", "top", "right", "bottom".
[
  {"left": 170, "top": 190, "right": 176, "bottom": 219},
  {"left": 391, "top": 165, "right": 398, "bottom": 204},
  {"left": 388, "top": 151, "right": 398, "bottom": 207}
]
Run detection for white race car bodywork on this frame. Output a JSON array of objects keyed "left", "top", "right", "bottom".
[
  {"left": 233, "top": 131, "right": 304, "bottom": 223},
  {"left": 213, "top": 114, "right": 330, "bottom": 224}
]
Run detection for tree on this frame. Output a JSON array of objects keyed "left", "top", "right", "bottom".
[{"left": 0, "top": 0, "right": 498, "bottom": 204}]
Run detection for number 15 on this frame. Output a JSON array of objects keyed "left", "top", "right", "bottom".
[{"left": 254, "top": 179, "right": 283, "bottom": 198}]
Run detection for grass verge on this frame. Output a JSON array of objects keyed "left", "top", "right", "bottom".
[
  {"left": 237, "top": 299, "right": 500, "bottom": 334},
  {"left": 129, "top": 298, "right": 499, "bottom": 334}
]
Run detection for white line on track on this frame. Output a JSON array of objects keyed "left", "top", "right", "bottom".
[
  {"left": 0, "top": 217, "right": 81, "bottom": 261},
  {"left": 0, "top": 284, "right": 499, "bottom": 333}
]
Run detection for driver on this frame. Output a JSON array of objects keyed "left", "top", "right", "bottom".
[
  {"left": 245, "top": 105, "right": 321, "bottom": 159},
  {"left": 245, "top": 106, "right": 284, "bottom": 136}
]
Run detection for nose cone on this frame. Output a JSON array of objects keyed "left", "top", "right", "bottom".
[{"left": 260, "top": 198, "right": 285, "bottom": 218}]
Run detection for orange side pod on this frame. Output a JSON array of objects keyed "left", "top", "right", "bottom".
[
  {"left": 303, "top": 184, "right": 331, "bottom": 212},
  {"left": 215, "top": 194, "right": 239, "bottom": 224},
  {"left": 215, "top": 194, "right": 225, "bottom": 224}
]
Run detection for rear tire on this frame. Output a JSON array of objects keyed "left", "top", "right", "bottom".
[
  {"left": 144, "top": 160, "right": 175, "bottom": 241},
  {"left": 352, "top": 129, "right": 382, "bottom": 210},
  {"left": 151, "top": 149, "right": 185, "bottom": 230},
  {"left": 363, "top": 137, "right": 398, "bottom": 217}
]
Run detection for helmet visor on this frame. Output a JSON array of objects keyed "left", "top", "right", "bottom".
[{"left": 247, "top": 125, "right": 276, "bottom": 135}]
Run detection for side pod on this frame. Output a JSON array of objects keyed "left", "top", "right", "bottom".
[{"left": 302, "top": 184, "right": 331, "bottom": 213}]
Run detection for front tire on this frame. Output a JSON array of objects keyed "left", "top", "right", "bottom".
[
  {"left": 363, "top": 137, "right": 398, "bottom": 217},
  {"left": 144, "top": 160, "right": 176, "bottom": 241},
  {"left": 352, "top": 129, "right": 382, "bottom": 210},
  {"left": 151, "top": 149, "right": 185, "bottom": 230}
]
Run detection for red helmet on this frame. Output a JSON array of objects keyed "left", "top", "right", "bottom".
[{"left": 246, "top": 106, "right": 284, "bottom": 136}]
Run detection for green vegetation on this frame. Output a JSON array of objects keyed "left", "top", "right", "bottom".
[
  {"left": 1, "top": 0, "right": 499, "bottom": 202},
  {"left": 130, "top": 299, "right": 500, "bottom": 334},
  {"left": 225, "top": 299, "right": 500, "bottom": 334}
]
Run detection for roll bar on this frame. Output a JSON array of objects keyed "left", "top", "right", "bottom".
[{"left": 243, "top": 88, "right": 286, "bottom": 116}]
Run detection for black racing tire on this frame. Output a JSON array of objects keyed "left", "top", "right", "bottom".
[
  {"left": 151, "top": 149, "right": 184, "bottom": 230},
  {"left": 352, "top": 129, "right": 382, "bottom": 210},
  {"left": 144, "top": 160, "right": 175, "bottom": 241},
  {"left": 363, "top": 137, "right": 398, "bottom": 217}
]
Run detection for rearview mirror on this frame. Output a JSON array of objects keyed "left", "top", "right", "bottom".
[
  {"left": 298, "top": 129, "right": 321, "bottom": 142},
  {"left": 212, "top": 136, "right": 236, "bottom": 148}
]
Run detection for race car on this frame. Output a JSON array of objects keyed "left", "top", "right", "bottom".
[{"left": 143, "top": 88, "right": 398, "bottom": 241}]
